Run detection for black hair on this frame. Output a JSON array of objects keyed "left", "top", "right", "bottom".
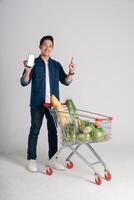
[{"left": 40, "top": 35, "right": 54, "bottom": 46}]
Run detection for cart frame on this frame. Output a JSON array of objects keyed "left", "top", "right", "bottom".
[{"left": 44, "top": 104, "right": 112, "bottom": 185}]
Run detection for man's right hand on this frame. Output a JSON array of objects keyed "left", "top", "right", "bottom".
[
  {"left": 22, "top": 60, "right": 32, "bottom": 82},
  {"left": 23, "top": 60, "right": 32, "bottom": 73}
]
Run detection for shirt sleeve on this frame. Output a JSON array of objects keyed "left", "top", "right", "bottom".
[
  {"left": 64, "top": 78, "right": 73, "bottom": 85},
  {"left": 20, "top": 68, "right": 33, "bottom": 87}
]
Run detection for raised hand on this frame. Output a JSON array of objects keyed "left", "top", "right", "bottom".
[
  {"left": 23, "top": 60, "right": 32, "bottom": 72},
  {"left": 69, "top": 57, "right": 76, "bottom": 74}
]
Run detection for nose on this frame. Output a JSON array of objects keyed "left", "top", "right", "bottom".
[{"left": 45, "top": 47, "right": 49, "bottom": 51}]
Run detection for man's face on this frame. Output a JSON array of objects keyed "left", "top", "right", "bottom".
[{"left": 40, "top": 39, "right": 53, "bottom": 57}]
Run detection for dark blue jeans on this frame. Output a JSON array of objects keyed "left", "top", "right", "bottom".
[{"left": 27, "top": 107, "right": 57, "bottom": 160}]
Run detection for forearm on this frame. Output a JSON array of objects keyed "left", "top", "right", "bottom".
[
  {"left": 64, "top": 73, "right": 74, "bottom": 85},
  {"left": 22, "top": 70, "right": 31, "bottom": 82},
  {"left": 20, "top": 68, "right": 32, "bottom": 86},
  {"left": 66, "top": 74, "right": 73, "bottom": 82}
]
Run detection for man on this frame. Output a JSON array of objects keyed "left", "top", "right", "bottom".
[{"left": 20, "top": 35, "right": 76, "bottom": 172}]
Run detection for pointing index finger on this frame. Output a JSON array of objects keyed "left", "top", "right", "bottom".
[{"left": 71, "top": 57, "right": 74, "bottom": 64}]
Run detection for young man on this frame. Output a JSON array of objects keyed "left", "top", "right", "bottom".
[{"left": 20, "top": 35, "right": 76, "bottom": 172}]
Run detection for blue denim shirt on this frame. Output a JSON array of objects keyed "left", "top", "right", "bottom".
[{"left": 20, "top": 55, "right": 72, "bottom": 108}]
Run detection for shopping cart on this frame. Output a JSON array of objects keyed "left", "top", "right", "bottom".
[{"left": 43, "top": 103, "right": 113, "bottom": 185}]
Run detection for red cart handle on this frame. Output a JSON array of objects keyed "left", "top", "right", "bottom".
[
  {"left": 95, "top": 117, "right": 113, "bottom": 122},
  {"left": 43, "top": 102, "right": 66, "bottom": 109},
  {"left": 43, "top": 103, "right": 52, "bottom": 109}
]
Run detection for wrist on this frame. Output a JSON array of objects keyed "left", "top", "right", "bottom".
[
  {"left": 25, "top": 67, "right": 32, "bottom": 73},
  {"left": 69, "top": 71, "right": 75, "bottom": 75}
]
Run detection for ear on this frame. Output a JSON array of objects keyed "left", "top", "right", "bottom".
[{"left": 39, "top": 45, "right": 41, "bottom": 49}]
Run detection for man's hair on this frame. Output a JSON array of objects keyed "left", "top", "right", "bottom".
[{"left": 40, "top": 35, "right": 54, "bottom": 46}]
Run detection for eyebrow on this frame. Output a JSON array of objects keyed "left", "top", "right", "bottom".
[{"left": 42, "top": 42, "right": 52, "bottom": 45}]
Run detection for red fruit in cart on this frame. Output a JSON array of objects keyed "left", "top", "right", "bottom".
[
  {"left": 94, "top": 123, "right": 99, "bottom": 128},
  {"left": 95, "top": 176, "right": 102, "bottom": 185},
  {"left": 46, "top": 167, "right": 53, "bottom": 176},
  {"left": 105, "top": 171, "right": 112, "bottom": 181},
  {"left": 66, "top": 161, "right": 74, "bottom": 169}
]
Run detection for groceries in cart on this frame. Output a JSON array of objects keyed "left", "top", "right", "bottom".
[
  {"left": 50, "top": 95, "right": 112, "bottom": 144},
  {"left": 43, "top": 95, "right": 113, "bottom": 185}
]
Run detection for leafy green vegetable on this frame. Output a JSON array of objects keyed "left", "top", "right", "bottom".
[
  {"left": 91, "top": 126, "right": 105, "bottom": 142},
  {"left": 82, "top": 126, "right": 92, "bottom": 134},
  {"left": 66, "top": 99, "right": 77, "bottom": 115},
  {"left": 77, "top": 133, "right": 91, "bottom": 142},
  {"left": 63, "top": 123, "right": 79, "bottom": 142}
]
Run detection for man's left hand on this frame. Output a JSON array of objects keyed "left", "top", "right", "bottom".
[{"left": 69, "top": 57, "right": 76, "bottom": 74}]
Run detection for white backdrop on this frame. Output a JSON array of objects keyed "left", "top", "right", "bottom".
[{"left": 0, "top": 0, "right": 134, "bottom": 155}]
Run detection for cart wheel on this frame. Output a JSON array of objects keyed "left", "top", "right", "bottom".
[
  {"left": 95, "top": 176, "right": 102, "bottom": 185},
  {"left": 105, "top": 171, "right": 112, "bottom": 181},
  {"left": 46, "top": 167, "right": 53, "bottom": 176},
  {"left": 66, "top": 161, "right": 74, "bottom": 169}
]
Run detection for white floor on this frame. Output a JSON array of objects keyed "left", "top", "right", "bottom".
[{"left": 0, "top": 143, "right": 134, "bottom": 200}]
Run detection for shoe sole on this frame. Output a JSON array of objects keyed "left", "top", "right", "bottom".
[{"left": 26, "top": 166, "right": 38, "bottom": 173}]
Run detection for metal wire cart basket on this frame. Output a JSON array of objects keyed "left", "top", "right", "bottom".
[{"left": 43, "top": 100, "right": 113, "bottom": 185}]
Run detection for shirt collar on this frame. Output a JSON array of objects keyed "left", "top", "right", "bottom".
[{"left": 39, "top": 55, "right": 52, "bottom": 64}]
